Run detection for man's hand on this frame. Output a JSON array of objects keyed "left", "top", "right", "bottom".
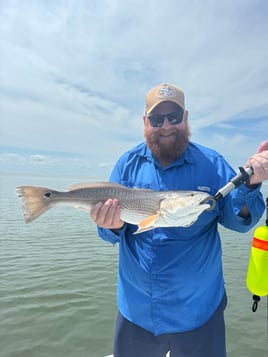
[
  {"left": 90, "top": 199, "right": 124, "bottom": 230},
  {"left": 246, "top": 141, "right": 268, "bottom": 185}
]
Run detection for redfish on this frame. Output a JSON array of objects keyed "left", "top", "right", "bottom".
[{"left": 16, "top": 182, "right": 215, "bottom": 234}]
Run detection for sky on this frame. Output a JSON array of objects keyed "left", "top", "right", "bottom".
[{"left": 1, "top": 0, "right": 268, "bottom": 179}]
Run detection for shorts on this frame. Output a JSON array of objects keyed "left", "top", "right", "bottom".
[{"left": 113, "top": 292, "right": 227, "bottom": 357}]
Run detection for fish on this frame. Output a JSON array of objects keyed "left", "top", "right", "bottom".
[{"left": 16, "top": 182, "right": 215, "bottom": 234}]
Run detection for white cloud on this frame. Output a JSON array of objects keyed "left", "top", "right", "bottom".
[
  {"left": 0, "top": 0, "right": 268, "bottom": 175},
  {"left": 29, "top": 154, "right": 46, "bottom": 164}
]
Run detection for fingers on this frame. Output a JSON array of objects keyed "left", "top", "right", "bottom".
[
  {"left": 90, "top": 199, "right": 124, "bottom": 229},
  {"left": 244, "top": 141, "right": 268, "bottom": 184},
  {"left": 247, "top": 150, "right": 268, "bottom": 184},
  {"left": 256, "top": 140, "right": 268, "bottom": 154}
]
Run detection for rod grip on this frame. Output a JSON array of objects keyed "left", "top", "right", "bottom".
[{"left": 214, "top": 166, "right": 254, "bottom": 201}]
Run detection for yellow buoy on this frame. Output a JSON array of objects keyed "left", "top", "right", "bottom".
[{"left": 246, "top": 226, "right": 268, "bottom": 310}]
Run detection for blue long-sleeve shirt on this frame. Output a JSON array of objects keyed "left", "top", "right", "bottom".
[{"left": 98, "top": 142, "right": 265, "bottom": 336}]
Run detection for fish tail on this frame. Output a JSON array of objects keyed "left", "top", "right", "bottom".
[{"left": 16, "top": 186, "right": 53, "bottom": 223}]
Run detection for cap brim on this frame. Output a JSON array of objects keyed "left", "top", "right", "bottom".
[{"left": 146, "top": 99, "right": 184, "bottom": 114}]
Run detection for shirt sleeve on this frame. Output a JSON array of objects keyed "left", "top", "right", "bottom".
[
  {"left": 97, "top": 224, "right": 127, "bottom": 244},
  {"left": 219, "top": 184, "right": 265, "bottom": 232}
]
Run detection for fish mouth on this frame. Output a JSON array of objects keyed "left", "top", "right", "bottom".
[{"left": 200, "top": 196, "right": 216, "bottom": 211}]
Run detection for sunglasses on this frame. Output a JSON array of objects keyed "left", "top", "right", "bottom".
[{"left": 147, "top": 110, "right": 184, "bottom": 128}]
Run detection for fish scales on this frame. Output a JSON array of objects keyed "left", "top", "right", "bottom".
[
  {"left": 16, "top": 182, "right": 215, "bottom": 233},
  {"left": 52, "top": 186, "right": 162, "bottom": 215}
]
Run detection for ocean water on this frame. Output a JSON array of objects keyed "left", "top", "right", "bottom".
[{"left": 0, "top": 173, "right": 267, "bottom": 357}]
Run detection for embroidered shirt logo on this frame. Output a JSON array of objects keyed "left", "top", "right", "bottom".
[
  {"left": 197, "top": 186, "right": 211, "bottom": 192},
  {"left": 157, "top": 86, "right": 176, "bottom": 98}
]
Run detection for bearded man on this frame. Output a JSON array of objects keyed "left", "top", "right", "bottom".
[{"left": 90, "top": 83, "right": 268, "bottom": 357}]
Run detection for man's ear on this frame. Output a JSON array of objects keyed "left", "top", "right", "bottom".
[{"left": 184, "top": 110, "right": 188, "bottom": 122}]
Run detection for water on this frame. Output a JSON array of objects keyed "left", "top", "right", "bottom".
[{"left": 0, "top": 173, "right": 267, "bottom": 357}]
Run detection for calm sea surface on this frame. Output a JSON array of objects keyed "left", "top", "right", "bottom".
[{"left": 0, "top": 173, "right": 268, "bottom": 357}]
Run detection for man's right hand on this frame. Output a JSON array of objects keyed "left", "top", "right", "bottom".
[{"left": 90, "top": 199, "right": 124, "bottom": 230}]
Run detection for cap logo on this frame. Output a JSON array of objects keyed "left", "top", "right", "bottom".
[{"left": 157, "top": 86, "right": 176, "bottom": 98}]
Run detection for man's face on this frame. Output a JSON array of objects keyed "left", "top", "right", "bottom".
[{"left": 143, "top": 101, "right": 190, "bottom": 166}]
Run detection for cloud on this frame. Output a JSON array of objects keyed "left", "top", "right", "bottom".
[
  {"left": 29, "top": 154, "right": 46, "bottom": 164},
  {"left": 0, "top": 0, "right": 268, "bottom": 175},
  {"left": 0, "top": 150, "right": 116, "bottom": 178}
]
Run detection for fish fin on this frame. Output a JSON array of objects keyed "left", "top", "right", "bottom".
[
  {"left": 134, "top": 213, "right": 158, "bottom": 234},
  {"left": 75, "top": 206, "right": 88, "bottom": 211},
  {"left": 132, "top": 187, "right": 153, "bottom": 192},
  {"left": 16, "top": 186, "right": 52, "bottom": 223},
  {"left": 134, "top": 226, "right": 155, "bottom": 234},
  {"left": 67, "top": 181, "right": 126, "bottom": 191}
]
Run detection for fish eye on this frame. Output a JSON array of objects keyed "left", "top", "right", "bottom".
[{"left": 44, "top": 192, "right": 51, "bottom": 198}]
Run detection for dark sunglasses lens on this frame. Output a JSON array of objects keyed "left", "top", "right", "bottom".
[
  {"left": 148, "top": 114, "right": 164, "bottom": 127},
  {"left": 166, "top": 111, "right": 184, "bottom": 125},
  {"left": 148, "top": 110, "right": 184, "bottom": 127}
]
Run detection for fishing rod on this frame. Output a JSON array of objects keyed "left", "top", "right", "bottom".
[{"left": 214, "top": 166, "right": 254, "bottom": 201}]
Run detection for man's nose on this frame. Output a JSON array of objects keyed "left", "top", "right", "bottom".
[{"left": 161, "top": 117, "right": 172, "bottom": 129}]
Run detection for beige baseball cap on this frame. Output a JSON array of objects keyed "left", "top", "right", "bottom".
[{"left": 145, "top": 83, "right": 185, "bottom": 114}]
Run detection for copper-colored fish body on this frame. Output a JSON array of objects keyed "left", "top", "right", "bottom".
[{"left": 16, "top": 182, "right": 215, "bottom": 233}]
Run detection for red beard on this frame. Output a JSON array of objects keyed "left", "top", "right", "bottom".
[{"left": 144, "top": 125, "right": 190, "bottom": 167}]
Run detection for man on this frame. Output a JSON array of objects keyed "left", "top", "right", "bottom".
[{"left": 91, "top": 83, "right": 268, "bottom": 357}]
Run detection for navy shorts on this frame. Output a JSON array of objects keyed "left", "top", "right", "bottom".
[{"left": 114, "top": 293, "right": 227, "bottom": 357}]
